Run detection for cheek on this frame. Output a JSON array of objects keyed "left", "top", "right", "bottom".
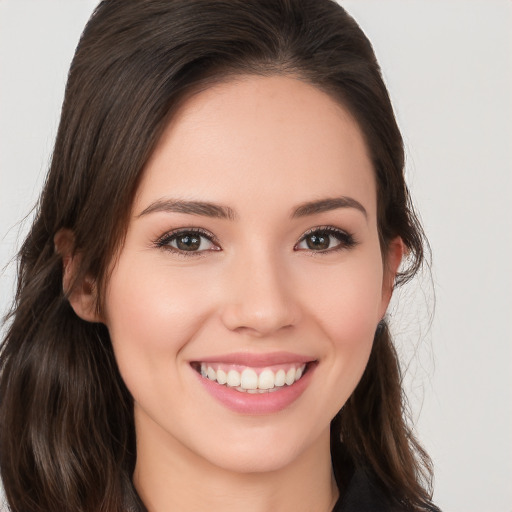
[
  {"left": 298, "top": 252, "right": 384, "bottom": 394},
  {"left": 301, "top": 254, "right": 384, "bottom": 341},
  {"left": 103, "top": 257, "right": 212, "bottom": 375},
  {"left": 102, "top": 258, "right": 217, "bottom": 417}
]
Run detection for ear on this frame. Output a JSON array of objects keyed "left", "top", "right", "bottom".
[
  {"left": 379, "top": 237, "right": 405, "bottom": 317},
  {"left": 54, "top": 228, "right": 102, "bottom": 323}
]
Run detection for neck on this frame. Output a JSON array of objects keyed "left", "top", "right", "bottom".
[{"left": 133, "top": 413, "right": 339, "bottom": 512}]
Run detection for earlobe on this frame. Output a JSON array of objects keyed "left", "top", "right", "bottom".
[
  {"left": 68, "top": 275, "right": 102, "bottom": 323},
  {"left": 54, "top": 229, "right": 102, "bottom": 323},
  {"left": 380, "top": 237, "right": 405, "bottom": 313}
]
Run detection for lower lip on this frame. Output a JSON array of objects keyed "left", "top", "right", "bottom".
[{"left": 194, "top": 364, "right": 315, "bottom": 415}]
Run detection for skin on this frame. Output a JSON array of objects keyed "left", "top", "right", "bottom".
[{"left": 65, "top": 75, "right": 402, "bottom": 512}]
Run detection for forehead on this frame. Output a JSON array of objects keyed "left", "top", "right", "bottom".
[{"left": 135, "top": 75, "right": 376, "bottom": 218}]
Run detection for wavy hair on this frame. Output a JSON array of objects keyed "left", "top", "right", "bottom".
[{"left": 1, "top": 1, "right": 436, "bottom": 510}]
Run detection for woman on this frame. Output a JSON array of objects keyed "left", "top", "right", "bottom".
[{"left": 0, "top": 1, "right": 439, "bottom": 511}]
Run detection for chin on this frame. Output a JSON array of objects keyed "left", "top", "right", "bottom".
[
  {"left": 194, "top": 422, "right": 329, "bottom": 475},
  {"left": 206, "top": 444, "right": 303, "bottom": 475}
]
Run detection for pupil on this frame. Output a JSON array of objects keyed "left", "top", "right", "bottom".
[
  {"left": 307, "top": 233, "right": 329, "bottom": 250},
  {"left": 177, "top": 234, "right": 200, "bottom": 251}
]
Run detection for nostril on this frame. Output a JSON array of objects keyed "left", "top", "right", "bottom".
[
  {"left": 220, "top": 304, "right": 300, "bottom": 337},
  {"left": 218, "top": 265, "right": 301, "bottom": 335}
]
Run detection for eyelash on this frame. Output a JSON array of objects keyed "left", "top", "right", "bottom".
[
  {"left": 294, "top": 226, "right": 357, "bottom": 254},
  {"left": 155, "top": 228, "right": 220, "bottom": 256},
  {"left": 154, "top": 226, "right": 357, "bottom": 256}
]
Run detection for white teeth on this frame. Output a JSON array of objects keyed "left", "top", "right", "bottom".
[
  {"left": 240, "top": 368, "right": 258, "bottom": 390},
  {"left": 274, "top": 369, "right": 286, "bottom": 387},
  {"left": 285, "top": 368, "right": 296, "bottom": 386},
  {"left": 226, "top": 369, "right": 241, "bottom": 387},
  {"left": 216, "top": 368, "right": 227, "bottom": 385},
  {"left": 199, "top": 363, "right": 307, "bottom": 392},
  {"left": 258, "top": 369, "right": 275, "bottom": 390}
]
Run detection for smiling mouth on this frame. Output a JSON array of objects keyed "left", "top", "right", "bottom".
[{"left": 191, "top": 362, "right": 314, "bottom": 393}]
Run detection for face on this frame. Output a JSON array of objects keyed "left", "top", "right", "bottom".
[{"left": 101, "top": 75, "right": 398, "bottom": 474}]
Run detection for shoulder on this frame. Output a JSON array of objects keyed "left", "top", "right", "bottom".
[
  {"left": 333, "top": 467, "right": 440, "bottom": 512},
  {"left": 333, "top": 467, "right": 395, "bottom": 512}
]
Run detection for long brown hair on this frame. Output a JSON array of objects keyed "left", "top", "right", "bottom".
[{"left": 1, "top": 1, "right": 436, "bottom": 510}]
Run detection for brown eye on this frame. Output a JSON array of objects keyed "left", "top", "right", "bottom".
[
  {"left": 157, "top": 229, "right": 219, "bottom": 253},
  {"left": 295, "top": 227, "right": 356, "bottom": 253},
  {"left": 304, "top": 232, "right": 331, "bottom": 250},
  {"left": 175, "top": 233, "right": 201, "bottom": 251}
]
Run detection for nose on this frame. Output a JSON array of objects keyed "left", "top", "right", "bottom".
[{"left": 219, "top": 249, "right": 301, "bottom": 337}]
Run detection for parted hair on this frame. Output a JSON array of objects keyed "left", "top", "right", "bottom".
[{"left": 1, "top": 1, "right": 436, "bottom": 511}]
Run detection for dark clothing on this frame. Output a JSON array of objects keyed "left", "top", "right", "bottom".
[
  {"left": 332, "top": 467, "right": 441, "bottom": 512},
  {"left": 333, "top": 467, "right": 402, "bottom": 511}
]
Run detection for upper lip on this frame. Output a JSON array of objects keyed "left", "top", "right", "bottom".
[{"left": 191, "top": 351, "right": 316, "bottom": 367}]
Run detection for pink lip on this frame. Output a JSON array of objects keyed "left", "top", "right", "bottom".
[
  {"left": 192, "top": 359, "right": 317, "bottom": 415},
  {"left": 193, "top": 351, "right": 315, "bottom": 367}
]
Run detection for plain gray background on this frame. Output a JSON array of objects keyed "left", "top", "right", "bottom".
[{"left": 1, "top": 1, "right": 511, "bottom": 511}]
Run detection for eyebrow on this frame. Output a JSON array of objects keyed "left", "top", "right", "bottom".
[
  {"left": 292, "top": 197, "right": 367, "bottom": 219},
  {"left": 137, "top": 199, "right": 236, "bottom": 220},
  {"left": 138, "top": 195, "right": 367, "bottom": 221}
]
